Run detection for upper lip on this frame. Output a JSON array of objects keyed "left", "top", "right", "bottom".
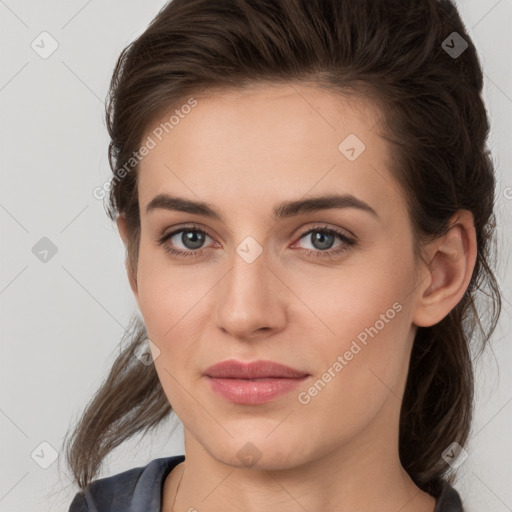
[{"left": 204, "top": 359, "right": 309, "bottom": 379}]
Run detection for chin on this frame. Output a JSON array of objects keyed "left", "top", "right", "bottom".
[{"left": 206, "top": 431, "right": 306, "bottom": 471}]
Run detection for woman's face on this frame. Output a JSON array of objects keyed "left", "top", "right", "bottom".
[{"left": 128, "top": 83, "right": 425, "bottom": 469}]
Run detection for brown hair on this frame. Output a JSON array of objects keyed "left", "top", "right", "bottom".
[{"left": 64, "top": 0, "right": 501, "bottom": 499}]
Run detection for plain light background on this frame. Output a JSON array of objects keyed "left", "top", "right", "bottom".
[{"left": 1, "top": 1, "right": 511, "bottom": 510}]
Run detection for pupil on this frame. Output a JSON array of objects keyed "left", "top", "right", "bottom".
[
  {"left": 313, "top": 232, "right": 334, "bottom": 250},
  {"left": 183, "top": 231, "right": 204, "bottom": 249}
]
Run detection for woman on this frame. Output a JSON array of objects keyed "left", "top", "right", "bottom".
[{"left": 65, "top": 0, "right": 501, "bottom": 510}]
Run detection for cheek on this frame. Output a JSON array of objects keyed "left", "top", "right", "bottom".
[
  {"left": 285, "top": 238, "right": 413, "bottom": 343},
  {"left": 289, "top": 247, "right": 414, "bottom": 402},
  {"left": 135, "top": 243, "right": 213, "bottom": 340},
  {"left": 291, "top": 288, "right": 412, "bottom": 442},
  {"left": 135, "top": 249, "right": 210, "bottom": 414}
]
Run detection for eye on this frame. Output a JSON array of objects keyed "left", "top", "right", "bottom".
[
  {"left": 157, "top": 223, "right": 356, "bottom": 260},
  {"left": 157, "top": 224, "right": 214, "bottom": 259},
  {"left": 292, "top": 225, "right": 356, "bottom": 259}
]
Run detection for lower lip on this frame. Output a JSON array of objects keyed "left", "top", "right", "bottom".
[{"left": 206, "top": 376, "right": 309, "bottom": 405}]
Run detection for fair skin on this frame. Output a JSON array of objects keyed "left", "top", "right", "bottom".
[{"left": 117, "top": 82, "right": 476, "bottom": 512}]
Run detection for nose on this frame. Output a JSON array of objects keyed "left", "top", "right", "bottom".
[{"left": 213, "top": 243, "right": 287, "bottom": 341}]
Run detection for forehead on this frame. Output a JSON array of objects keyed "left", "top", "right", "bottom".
[{"left": 137, "top": 82, "right": 403, "bottom": 223}]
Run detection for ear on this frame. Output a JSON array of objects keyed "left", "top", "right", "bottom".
[
  {"left": 116, "top": 214, "right": 139, "bottom": 300},
  {"left": 413, "top": 209, "right": 477, "bottom": 327}
]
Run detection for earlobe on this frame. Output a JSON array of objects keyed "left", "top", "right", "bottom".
[{"left": 413, "top": 210, "right": 477, "bottom": 328}]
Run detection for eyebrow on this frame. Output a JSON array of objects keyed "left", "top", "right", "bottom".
[{"left": 145, "top": 193, "right": 379, "bottom": 221}]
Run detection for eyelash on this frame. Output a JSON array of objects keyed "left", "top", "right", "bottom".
[{"left": 157, "top": 223, "right": 356, "bottom": 260}]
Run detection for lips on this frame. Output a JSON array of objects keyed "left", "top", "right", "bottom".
[
  {"left": 204, "top": 359, "right": 310, "bottom": 405},
  {"left": 204, "top": 359, "right": 309, "bottom": 379}
]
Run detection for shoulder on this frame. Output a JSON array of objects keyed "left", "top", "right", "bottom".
[
  {"left": 68, "top": 455, "right": 185, "bottom": 512},
  {"left": 434, "top": 482, "right": 464, "bottom": 512}
]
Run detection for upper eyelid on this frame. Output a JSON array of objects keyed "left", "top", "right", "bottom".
[
  {"left": 298, "top": 225, "right": 354, "bottom": 240},
  {"left": 159, "top": 224, "right": 212, "bottom": 241}
]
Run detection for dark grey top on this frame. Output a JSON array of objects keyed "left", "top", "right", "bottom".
[{"left": 68, "top": 455, "right": 463, "bottom": 511}]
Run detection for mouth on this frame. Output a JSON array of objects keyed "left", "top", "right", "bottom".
[{"left": 203, "top": 359, "right": 310, "bottom": 405}]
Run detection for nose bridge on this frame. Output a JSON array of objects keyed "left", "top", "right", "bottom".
[
  {"left": 214, "top": 232, "right": 283, "bottom": 336},
  {"left": 224, "top": 235, "right": 271, "bottom": 306}
]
